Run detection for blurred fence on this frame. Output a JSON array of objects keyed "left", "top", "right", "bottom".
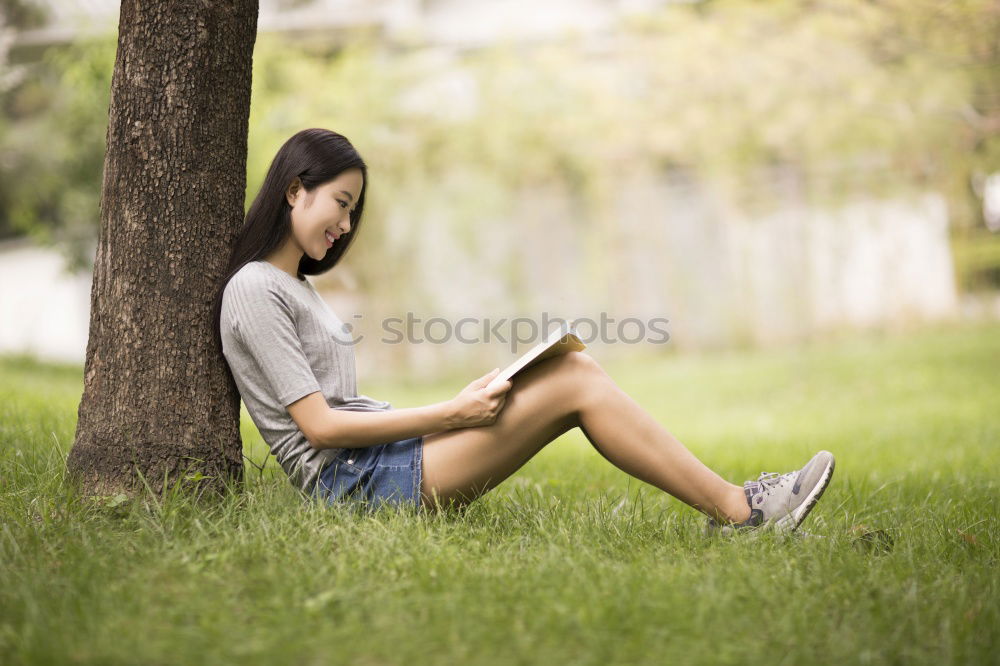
[{"left": 333, "top": 169, "right": 957, "bottom": 380}]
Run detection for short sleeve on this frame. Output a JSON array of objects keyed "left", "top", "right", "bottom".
[{"left": 226, "top": 273, "right": 322, "bottom": 407}]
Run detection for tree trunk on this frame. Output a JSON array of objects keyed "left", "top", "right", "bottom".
[{"left": 67, "top": 0, "right": 258, "bottom": 497}]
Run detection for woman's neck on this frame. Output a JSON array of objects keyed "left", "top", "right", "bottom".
[{"left": 264, "top": 239, "right": 304, "bottom": 281}]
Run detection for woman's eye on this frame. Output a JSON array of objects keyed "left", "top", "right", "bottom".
[{"left": 337, "top": 200, "right": 349, "bottom": 209}]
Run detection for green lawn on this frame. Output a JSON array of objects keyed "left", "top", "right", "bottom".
[{"left": 1, "top": 323, "right": 997, "bottom": 665}]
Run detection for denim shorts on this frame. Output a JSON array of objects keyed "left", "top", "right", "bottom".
[{"left": 312, "top": 436, "right": 424, "bottom": 511}]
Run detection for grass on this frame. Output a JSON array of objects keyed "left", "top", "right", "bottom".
[{"left": 1, "top": 322, "right": 998, "bottom": 665}]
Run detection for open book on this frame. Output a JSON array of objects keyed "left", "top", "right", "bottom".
[{"left": 487, "top": 321, "right": 587, "bottom": 390}]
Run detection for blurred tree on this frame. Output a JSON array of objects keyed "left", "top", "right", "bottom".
[
  {"left": 858, "top": 0, "right": 1000, "bottom": 289},
  {"left": 858, "top": 0, "right": 1000, "bottom": 228},
  {"left": 65, "top": 1, "right": 258, "bottom": 497},
  {"left": 0, "top": 0, "right": 47, "bottom": 29},
  {"left": 0, "top": 0, "right": 50, "bottom": 242},
  {"left": 0, "top": 36, "right": 113, "bottom": 263}
]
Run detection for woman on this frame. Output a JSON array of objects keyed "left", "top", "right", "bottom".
[{"left": 213, "top": 128, "right": 835, "bottom": 534}]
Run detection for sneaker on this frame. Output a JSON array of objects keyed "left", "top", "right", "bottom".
[{"left": 705, "top": 450, "right": 835, "bottom": 536}]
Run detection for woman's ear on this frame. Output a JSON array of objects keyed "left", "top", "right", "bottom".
[{"left": 285, "top": 177, "right": 301, "bottom": 207}]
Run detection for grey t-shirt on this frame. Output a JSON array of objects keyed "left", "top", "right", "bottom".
[{"left": 220, "top": 260, "right": 392, "bottom": 494}]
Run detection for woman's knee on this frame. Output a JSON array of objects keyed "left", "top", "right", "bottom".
[
  {"left": 507, "top": 350, "right": 609, "bottom": 422},
  {"left": 553, "top": 351, "right": 608, "bottom": 385},
  {"left": 564, "top": 350, "right": 604, "bottom": 373},
  {"left": 538, "top": 351, "right": 610, "bottom": 411}
]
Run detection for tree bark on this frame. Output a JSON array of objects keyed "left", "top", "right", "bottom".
[{"left": 67, "top": 0, "right": 258, "bottom": 497}]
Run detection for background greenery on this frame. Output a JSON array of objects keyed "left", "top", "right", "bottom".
[
  {"left": 1, "top": 322, "right": 997, "bottom": 664},
  {"left": 2, "top": 0, "right": 999, "bottom": 284}
]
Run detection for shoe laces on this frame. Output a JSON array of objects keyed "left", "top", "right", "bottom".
[{"left": 751, "top": 470, "right": 795, "bottom": 497}]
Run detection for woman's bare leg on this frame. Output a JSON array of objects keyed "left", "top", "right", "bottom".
[{"left": 420, "top": 351, "right": 752, "bottom": 523}]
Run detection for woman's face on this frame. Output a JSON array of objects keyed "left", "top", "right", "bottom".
[{"left": 285, "top": 168, "right": 363, "bottom": 261}]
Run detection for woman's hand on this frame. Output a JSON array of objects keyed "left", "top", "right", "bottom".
[{"left": 446, "top": 368, "right": 513, "bottom": 429}]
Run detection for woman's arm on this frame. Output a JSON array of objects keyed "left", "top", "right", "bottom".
[{"left": 288, "top": 368, "right": 512, "bottom": 449}]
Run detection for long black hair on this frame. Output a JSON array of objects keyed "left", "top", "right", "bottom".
[{"left": 211, "top": 128, "right": 368, "bottom": 355}]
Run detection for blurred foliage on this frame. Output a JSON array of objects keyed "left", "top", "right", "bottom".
[
  {"left": 0, "top": 34, "right": 112, "bottom": 266},
  {"left": 0, "top": 0, "right": 51, "bottom": 240},
  {"left": 952, "top": 229, "right": 1000, "bottom": 291},
  {"left": 0, "top": 0, "right": 48, "bottom": 30},
  {"left": 0, "top": 0, "right": 997, "bottom": 286}
]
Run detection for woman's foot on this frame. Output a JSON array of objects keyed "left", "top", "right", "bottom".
[{"left": 705, "top": 450, "right": 836, "bottom": 536}]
